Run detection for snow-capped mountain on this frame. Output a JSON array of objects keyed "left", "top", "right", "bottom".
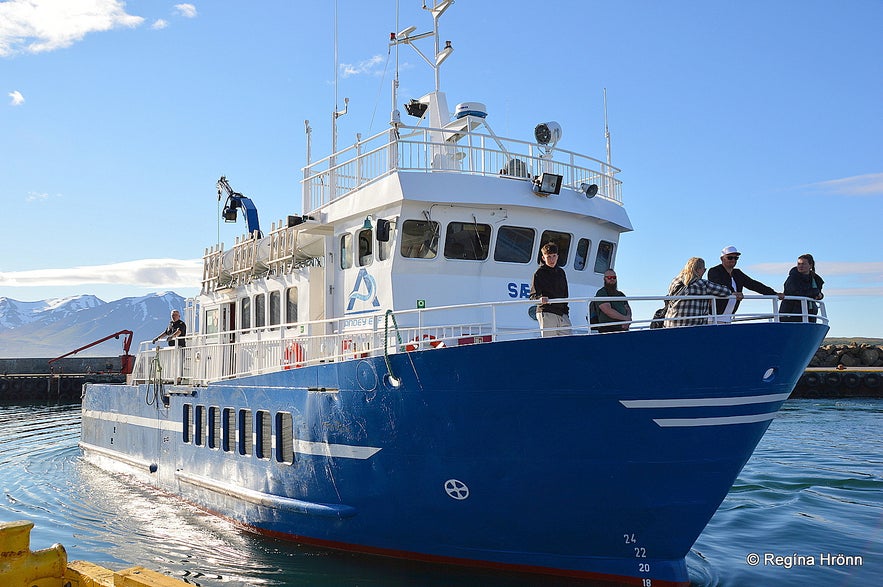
[{"left": 0, "top": 292, "right": 186, "bottom": 358}]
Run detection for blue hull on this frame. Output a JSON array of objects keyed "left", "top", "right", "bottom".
[{"left": 81, "top": 322, "right": 826, "bottom": 585}]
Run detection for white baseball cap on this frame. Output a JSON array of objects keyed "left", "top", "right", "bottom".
[{"left": 721, "top": 245, "right": 740, "bottom": 256}]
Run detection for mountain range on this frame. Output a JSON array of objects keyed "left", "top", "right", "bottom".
[{"left": 0, "top": 292, "right": 186, "bottom": 358}]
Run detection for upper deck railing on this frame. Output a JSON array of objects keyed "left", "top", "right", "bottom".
[
  {"left": 302, "top": 123, "right": 622, "bottom": 215},
  {"left": 133, "top": 295, "right": 827, "bottom": 387}
]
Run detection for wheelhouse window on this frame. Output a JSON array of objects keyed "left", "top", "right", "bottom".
[
  {"left": 494, "top": 226, "right": 535, "bottom": 263},
  {"left": 538, "top": 230, "right": 572, "bottom": 267},
  {"left": 595, "top": 240, "right": 615, "bottom": 273},
  {"left": 340, "top": 233, "right": 353, "bottom": 269},
  {"left": 357, "top": 228, "right": 373, "bottom": 266},
  {"left": 444, "top": 221, "right": 491, "bottom": 260},
  {"left": 286, "top": 287, "right": 298, "bottom": 323},
  {"left": 269, "top": 291, "right": 281, "bottom": 327},
  {"left": 400, "top": 219, "right": 439, "bottom": 259},
  {"left": 204, "top": 309, "right": 219, "bottom": 335},
  {"left": 240, "top": 297, "right": 251, "bottom": 332},
  {"left": 574, "top": 238, "right": 592, "bottom": 271},
  {"left": 254, "top": 294, "right": 266, "bottom": 328}
]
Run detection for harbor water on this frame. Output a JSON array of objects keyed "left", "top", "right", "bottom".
[{"left": 1, "top": 400, "right": 879, "bottom": 586}]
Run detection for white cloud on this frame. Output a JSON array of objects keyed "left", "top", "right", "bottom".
[
  {"left": 0, "top": 259, "right": 203, "bottom": 288},
  {"left": 152, "top": 19, "right": 169, "bottom": 30},
  {"left": 8, "top": 90, "right": 24, "bottom": 105},
  {"left": 802, "top": 173, "right": 883, "bottom": 197},
  {"left": 340, "top": 55, "right": 385, "bottom": 78},
  {"left": 0, "top": 0, "right": 143, "bottom": 57},
  {"left": 25, "top": 191, "right": 51, "bottom": 202},
  {"left": 174, "top": 4, "right": 198, "bottom": 19}
]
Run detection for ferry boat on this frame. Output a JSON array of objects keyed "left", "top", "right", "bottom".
[{"left": 80, "top": 3, "right": 829, "bottom": 585}]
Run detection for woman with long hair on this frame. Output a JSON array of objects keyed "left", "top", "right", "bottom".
[
  {"left": 664, "top": 257, "right": 735, "bottom": 327},
  {"left": 779, "top": 253, "right": 824, "bottom": 322}
]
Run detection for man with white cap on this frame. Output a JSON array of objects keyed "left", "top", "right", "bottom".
[{"left": 707, "top": 245, "right": 782, "bottom": 322}]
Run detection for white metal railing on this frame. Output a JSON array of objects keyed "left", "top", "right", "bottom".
[
  {"left": 132, "top": 295, "right": 827, "bottom": 387},
  {"left": 302, "top": 124, "right": 622, "bottom": 214}
]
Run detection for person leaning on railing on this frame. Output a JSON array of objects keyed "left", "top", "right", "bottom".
[
  {"left": 779, "top": 253, "right": 824, "bottom": 323},
  {"left": 152, "top": 310, "right": 187, "bottom": 347},
  {"left": 530, "top": 242, "right": 571, "bottom": 337},
  {"left": 665, "top": 257, "right": 735, "bottom": 327},
  {"left": 707, "top": 245, "right": 783, "bottom": 322}
]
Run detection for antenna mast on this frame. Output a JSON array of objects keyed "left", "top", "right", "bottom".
[{"left": 604, "top": 88, "right": 611, "bottom": 167}]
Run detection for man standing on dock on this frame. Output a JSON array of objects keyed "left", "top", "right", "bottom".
[{"left": 707, "top": 246, "right": 782, "bottom": 323}]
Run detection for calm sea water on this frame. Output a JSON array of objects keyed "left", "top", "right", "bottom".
[{"left": 1, "top": 400, "right": 879, "bottom": 586}]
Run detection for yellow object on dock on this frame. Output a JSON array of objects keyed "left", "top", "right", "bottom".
[
  {"left": 0, "top": 520, "right": 67, "bottom": 587},
  {"left": 1, "top": 520, "right": 191, "bottom": 587}
]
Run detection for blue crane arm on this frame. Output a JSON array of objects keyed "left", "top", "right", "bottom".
[{"left": 217, "top": 176, "right": 262, "bottom": 237}]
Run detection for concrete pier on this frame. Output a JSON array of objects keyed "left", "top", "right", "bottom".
[{"left": 0, "top": 357, "right": 126, "bottom": 402}]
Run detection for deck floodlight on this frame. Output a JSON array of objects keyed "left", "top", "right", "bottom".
[
  {"left": 580, "top": 183, "right": 599, "bottom": 198},
  {"left": 222, "top": 205, "right": 238, "bottom": 222},
  {"left": 534, "top": 121, "right": 562, "bottom": 146},
  {"left": 405, "top": 99, "right": 429, "bottom": 118},
  {"left": 533, "top": 173, "right": 563, "bottom": 196}
]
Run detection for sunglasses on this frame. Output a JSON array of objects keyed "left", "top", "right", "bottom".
[
  {"left": 725, "top": 256, "right": 740, "bottom": 261},
  {"left": 605, "top": 276, "right": 617, "bottom": 280}
]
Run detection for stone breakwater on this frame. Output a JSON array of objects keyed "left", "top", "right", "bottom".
[{"left": 809, "top": 343, "right": 882, "bottom": 368}]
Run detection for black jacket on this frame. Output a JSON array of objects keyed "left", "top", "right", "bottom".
[
  {"left": 530, "top": 264, "right": 569, "bottom": 316},
  {"left": 780, "top": 267, "right": 824, "bottom": 319},
  {"left": 707, "top": 265, "right": 776, "bottom": 314}
]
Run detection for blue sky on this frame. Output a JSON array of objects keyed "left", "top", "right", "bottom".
[{"left": 1, "top": 0, "right": 881, "bottom": 338}]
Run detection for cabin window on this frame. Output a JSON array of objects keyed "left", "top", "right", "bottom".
[
  {"left": 194, "top": 405, "right": 205, "bottom": 446},
  {"left": 254, "top": 294, "right": 266, "bottom": 328},
  {"left": 377, "top": 220, "right": 394, "bottom": 261},
  {"left": 240, "top": 297, "right": 251, "bottom": 332},
  {"left": 340, "top": 233, "right": 354, "bottom": 269},
  {"left": 538, "top": 231, "right": 572, "bottom": 267},
  {"left": 222, "top": 407, "right": 234, "bottom": 452},
  {"left": 400, "top": 220, "right": 439, "bottom": 259},
  {"left": 238, "top": 409, "right": 253, "bottom": 456},
  {"left": 276, "top": 412, "right": 294, "bottom": 465},
  {"left": 204, "top": 309, "right": 219, "bottom": 335},
  {"left": 444, "top": 222, "right": 491, "bottom": 260},
  {"left": 182, "top": 403, "right": 192, "bottom": 443},
  {"left": 494, "top": 226, "right": 535, "bottom": 263},
  {"left": 574, "top": 238, "right": 592, "bottom": 271},
  {"left": 357, "top": 228, "right": 373, "bottom": 266},
  {"left": 208, "top": 406, "right": 220, "bottom": 449},
  {"left": 269, "top": 291, "right": 281, "bottom": 327},
  {"left": 286, "top": 287, "right": 298, "bottom": 323},
  {"left": 595, "top": 241, "right": 615, "bottom": 273},
  {"left": 255, "top": 410, "right": 271, "bottom": 460}
]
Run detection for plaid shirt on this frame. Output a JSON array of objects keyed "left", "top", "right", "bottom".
[{"left": 665, "top": 278, "right": 733, "bottom": 327}]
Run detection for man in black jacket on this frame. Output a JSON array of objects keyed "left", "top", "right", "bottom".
[
  {"left": 707, "top": 246, "right": 782, "bottom": 322},
  {"left": 530, "top": 242, "right": 571, "bottom": 336}
]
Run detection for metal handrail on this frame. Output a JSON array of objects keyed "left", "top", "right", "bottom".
[
  {"left": 302, "top": 123, "right": 623, "bottom": 214},
  {"left": 131, "top": 295, "right": 827, "bottom": 386}
]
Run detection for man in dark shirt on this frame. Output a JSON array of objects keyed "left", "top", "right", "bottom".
[
  {"left": 153, "top": 310, "right": 187, "bottom": 347},
  {"left": 530, "top": 242, "right": 571, "bottom": 337},
  {"left": 707, "top": 246, "right": 781, "bottom": 322}
]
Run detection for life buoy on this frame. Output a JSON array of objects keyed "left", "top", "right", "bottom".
[
  {"left": 405, "top": 335, "right": 445, "bottom": 352},
  {"left": 823, "top": 372, "right": 841, "bottom": 388},
  {"left": 802, "top": 373, "right": 821, "bottom": 388},
  {"left": 863, "top": 373, "right": 880, "bottom": 389},
  {"left": 843, "top": 373, "right": 862, "bottom": 389},
  {"left": 283, "top": 342, "right": 305, "bottom": 369}
]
